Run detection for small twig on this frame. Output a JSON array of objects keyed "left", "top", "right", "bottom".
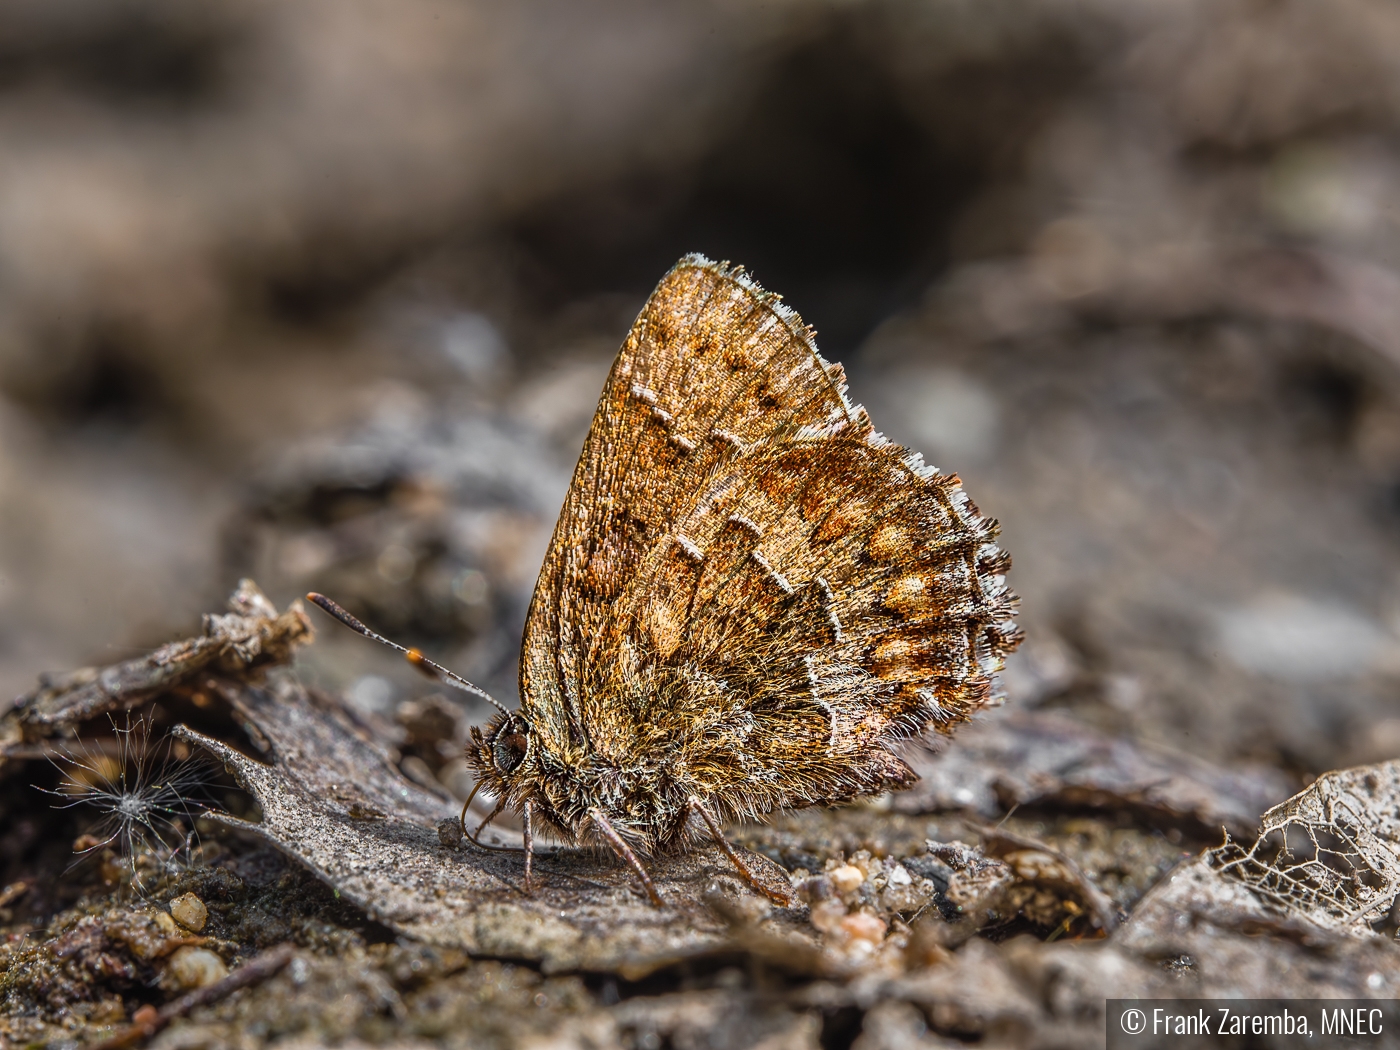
[
  {"left": 969, "top": 820, "right": 1121, "bottom": 933},
  {"left": 992, "top": 803, "right": 1020, "bottom": 831},
  {"left": 1045, "top": 915, "right": 1074, "bottom": 942},
  {"left": 0, "top": 880, "right": 29, "bottom": 908},
  {"left": 89, "top": 942, "right": 296, "bottom": 1050}
]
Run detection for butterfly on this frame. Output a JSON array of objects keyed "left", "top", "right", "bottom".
[{"left": 311, "top": 253, "right": 1021, "bottom": 906}]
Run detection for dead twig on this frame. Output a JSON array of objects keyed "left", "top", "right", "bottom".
[
  {"left": 88, "top": 942, "right": 296, "bottom": 1050},
  {"left": 970, "top": 822, "right": 1121, "bottom": 933}
]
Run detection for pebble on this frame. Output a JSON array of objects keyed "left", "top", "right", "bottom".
[
  {"left": 132, "top": 1005, "right": 159, "bottom": 1028},
  {"left": 165, "top": 946, "right": 229, "bottom": 990},
  {"left": 808, "top": 899, "right": 848, "bottom": 936},
  {"left": 437, "top": 817, "right": 464, "bottom": 849},
  {"left": 839, "top": 911, "right": 888, "bottom": 947},
  {"left": 829, "top": 865, "right": 865, "bottom": 894},
  {"left": 169, "top": 893, "right": 208, "bottom": 932}
]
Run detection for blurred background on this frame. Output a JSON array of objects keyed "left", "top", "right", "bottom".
[{"left": 4, "top": 0, "right": 1400, "bottom": 784}]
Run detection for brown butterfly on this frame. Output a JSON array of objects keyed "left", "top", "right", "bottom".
[{"left": 310, "top": 254, "right": 1021, "bottom": 906}]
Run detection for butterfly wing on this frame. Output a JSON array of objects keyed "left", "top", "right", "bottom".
[{"left": 520, "top": 255, "right": 1021, "bottom": 819}]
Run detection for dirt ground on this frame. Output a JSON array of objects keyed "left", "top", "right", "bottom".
[{"left": 6, "top": 1, "right": 1400, "bottom": 1047}]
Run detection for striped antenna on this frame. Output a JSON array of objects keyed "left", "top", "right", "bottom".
[{"left": 306, "top": 593, "right": 511, "bottom": 716}]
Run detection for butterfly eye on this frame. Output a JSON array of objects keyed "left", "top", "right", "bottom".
[{"left": 492, "top": 721, "right": 530, "bottom": 773}]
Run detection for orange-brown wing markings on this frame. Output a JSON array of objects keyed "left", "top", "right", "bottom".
[
  {"left": 656, "top": 442, "right": 1000, "bottom": 663},
  {"left": 519, "top": 256, "right": 860, "bottom": 754},
  {"left": 590, "top": 435, "right": 1019, "bottom": 819}
]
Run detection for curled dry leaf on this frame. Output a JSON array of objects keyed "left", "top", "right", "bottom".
[
  {"left": 928, "top": 841, "right": 1015, "bottom": 921},
  {"left": 177, "top": 660, "right": 806, "bottom": 977},
  {"left": 2, "top": 580, "right": 313, "bottom": 746},
  {"left": 977, "top": 825, "right": 1119, "bottom": 933},
  {"left": 1206, "top": 759, "right": 1400, "bottom": 934},
  {"left": 915, "top": 834, "right": 1113, "bottom": 947}
]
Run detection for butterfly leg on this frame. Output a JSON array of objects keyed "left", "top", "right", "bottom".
[
  {"left": 472, "top": 794, "right": 510, "bottom": 843},
  {"left": 688, "top": 796, "right": 794, "bottom": 906},
  {"left": 587, "top": 806, "right": 664, "bottom": 906},
  {"left": 522, "top": 799, "right": 534, "bottom": 895}
]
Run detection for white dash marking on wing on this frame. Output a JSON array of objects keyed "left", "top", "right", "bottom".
[
  {"left": 674, "top": 535, "right": 704, "bottom": 562},
  {"left": 630, "top": 383, "right": 659, "bottom": 406},
  {"left": 815, "top": 576, "right": 844, "bottom": 642},
  {"left": 711, "top": 429, "right": 745, "bottom": 452},
  {"left": 727, "top": 513, "right": 762, "bottom": 537},
  {"left": 750, "top": 549, "right": 793, "bottom": 594}
]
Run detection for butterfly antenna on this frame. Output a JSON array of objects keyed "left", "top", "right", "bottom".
[{"left": 306, "top": 593, "right": 511, "bottom": 716}]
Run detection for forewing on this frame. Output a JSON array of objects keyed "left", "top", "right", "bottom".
[{"left": 520, "top": 254, "right": 854, "bottom": 751}]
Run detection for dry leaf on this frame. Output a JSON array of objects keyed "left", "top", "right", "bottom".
[
  {"left": 2, "top": 580, "right": 312, "bottom": 749},
  {"left": 1206, "top": 759, "right": 1400, "bottom": 934},
  {"left": 180, "top": 667, "right": 809, "bottom": 977},
  {"left": 897, "top": 710, "right": 1293, "bottom": 838}
]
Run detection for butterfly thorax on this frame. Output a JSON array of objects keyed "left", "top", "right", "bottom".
[{"left": 469, "top": 711, "right": 701, "bottom": 852}]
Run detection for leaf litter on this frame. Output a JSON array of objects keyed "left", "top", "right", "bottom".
[
  {"left": 6, "top": 581, "right": 1400, "bottom": 1048},
  {"left": 1206, "top": 760, "right": 1400, "bottom": 934}
]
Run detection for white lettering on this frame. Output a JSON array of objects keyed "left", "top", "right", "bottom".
[{"left": 1153, "top": 1009, "right": 1211, "bottom": 1035}]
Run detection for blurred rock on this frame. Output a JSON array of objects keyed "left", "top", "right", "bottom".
[
  {"left": 862, "top": 365, "right": 1001, "bottom": 468},
  {"left": 229, "top": 402, "right": 570, "bottom": 710},
  {"left": 901, "top": 709, "right": 1294, "bottom": 839},
  {"left": 1215, "top": 592, "right": 1400, "bottom": 681}
]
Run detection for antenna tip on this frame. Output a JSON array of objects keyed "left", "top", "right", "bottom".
[
  {"left": 306, "top": 593, "right": 342, "bottom": 617},
  {"left": 405, "top": 648, "right": 427, "bottom": 667},
  {"left": 304, "top": 592, "right": 371, "bottom": 636}
]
